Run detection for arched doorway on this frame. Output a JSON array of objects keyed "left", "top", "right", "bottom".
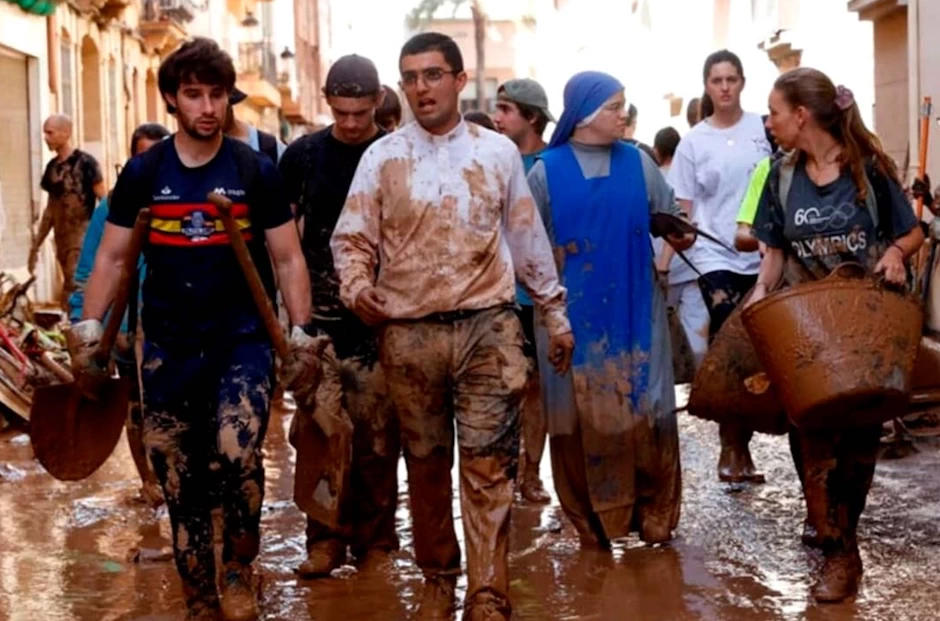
[
  {"left": 146, "top": 69, "right": 158, "bottom": 122},
  {"left": 80, "top": 36, "right": 102, "bottom": 156}
]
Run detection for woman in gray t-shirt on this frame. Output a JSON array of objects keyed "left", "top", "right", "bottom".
[{"left": 749, "top": 67, "right": 924, "bottom": 604}]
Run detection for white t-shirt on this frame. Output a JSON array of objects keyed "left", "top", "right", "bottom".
[{"left": 667, "top": 112, "right": 771, "bottom": 276}]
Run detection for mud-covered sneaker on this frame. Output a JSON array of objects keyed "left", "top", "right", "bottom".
[
  {"left": 296, "top": 538, "right": 346, "bottom": 578},
  {"left": 219, "top": 563, "right": 259, "bottom": 621},
  {"left": 183, "top": 600, "right": 219, "bottom": 621},
  {"left": 415, "top": 576, "right": 457, "bottom": 620}
]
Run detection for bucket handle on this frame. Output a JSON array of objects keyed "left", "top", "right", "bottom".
[
  {"left": 827, "top": 262, "right": 868, "bottom": 281},
  {"left": 827, "top": 261, "right": 906, "bottom": 294}
]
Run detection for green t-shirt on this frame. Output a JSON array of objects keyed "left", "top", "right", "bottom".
[{"left": 737, "top": 156, "right": 772, "bottom": 225}]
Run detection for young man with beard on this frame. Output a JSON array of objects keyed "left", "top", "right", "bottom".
[
  {"left": 71, "top": 38, "right": 320, "bottom": 621},
  {"left": 331, "top": 33, "right": 573, "bottom": 621},
  {"left": 493, "top": 78, "right": 555, "bottom": 504},
  {"left": 278, "top": 54, "right": 400, "bottom": 578}
]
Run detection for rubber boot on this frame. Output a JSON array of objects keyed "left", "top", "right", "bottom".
[
  {"left": 297, "top": 538, "right": 346, "bottom": 578},
  {"left": 812, "top": 548, "right": 863, "bottom": 603},
  {"left": 219, "top": 563, "right": 259, "bottom": 621},
  {"left": 416, "top": 575, "right": 457, "bottom": 620}
]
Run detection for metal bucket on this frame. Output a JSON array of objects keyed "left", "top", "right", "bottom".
[{"left": 741, "top": 266, "right": 923, "bottom": 430}]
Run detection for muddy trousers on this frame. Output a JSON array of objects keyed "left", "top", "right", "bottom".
[
  {"left": 380, "top": 306, "right": 527, "bottom": 619},
  {"left": 302, "top": 356, "right": 400, "bottom": 559},
  {"left": 140, "top": 338, "right": 274, "bottom": 608},
  {"left": 788, "top": 425, "right": 881, "bottom": 554},
  {"left": 56, "top": 246, "right": 81, "bottom": 310},
  {"left": 517, "top": 305, "right": 546, "bottom": 483},
  {"left": 699, "top": 271, "right": 759, "bottom": 458}
]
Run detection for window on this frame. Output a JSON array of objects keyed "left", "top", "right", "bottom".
[
  {"left": 459, "top": 78, "right": 498, "bottom": 113},
  {"left": 60, "top": 39, "right": 72, "bottom": 118}
]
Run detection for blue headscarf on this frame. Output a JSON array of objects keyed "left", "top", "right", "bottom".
[{"left": 548, "top": 71, "right": 625, "bottom": 148}]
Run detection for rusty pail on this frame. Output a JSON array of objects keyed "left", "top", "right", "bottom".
[{"left": 741, "top": 265, "right": 923, "bottom": 430}]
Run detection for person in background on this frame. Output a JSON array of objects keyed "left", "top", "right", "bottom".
[
  {"left": 667, "top": 49, "right": 772, "bottom": 484},
  {"left": 653, "top": 127, "right": 681, "bottom": 174},
  {"left": 493, "top": 78, "right": 555, "bottom": 504},
  {"left": 464, "top": 110, "right": 496, "bottom": 131},
  {"left": 494, "top": 77, "right": 556, "bottom": 504},
  {"left": 653, "top": 126, "right": 709, "bottom": 368},
  {"left": 527, "top": 70, "right": 693, "bottom": 550},
  {"left": 375, "top": 85, "right": 403, "bottom": 133},
  {"left": 224, "top": 87, "right": 286, "bottom": 163},
  {"left": 686, "top": 96, "right": 702, "bottom": 128},
  {"left": 69, "top": 122, "right": 171, "bottom": 509},
  {"left": 279, "top": 53, "right": 400, "bottom": 579},
  {"left": 749, "top": 67, "right": 923, "bottom": 603},
  {"left": 330, "top": 32, "right": 572, "bottom": 620},
  {"left": 623, "top": 103, "right": 658, "bottom": 162},
  {"left": 31, "top": 114, "right": 107, "bottom": 307}
]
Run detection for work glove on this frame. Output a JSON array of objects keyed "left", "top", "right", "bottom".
[
  {"left": 65, "top": 319, "right": 110, "bottom": 399},
  {"left": 277, "top": 326, "right": 331, "bottom": 406}
]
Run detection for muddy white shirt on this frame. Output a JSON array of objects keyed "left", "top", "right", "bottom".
[{"left": 331, "top": 120, "right": 571, "bottom": 336}]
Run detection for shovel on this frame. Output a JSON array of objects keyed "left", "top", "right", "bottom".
[
  {"left": 30, "top": 209, "right": 151, "bottom": 481},
  {"left": 207, "top": 193, "right": 352, "bottom": 529}
]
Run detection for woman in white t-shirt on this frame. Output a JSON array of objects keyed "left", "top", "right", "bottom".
[{"left": 667, "top": 50, "right": 772, "bottom": 484}]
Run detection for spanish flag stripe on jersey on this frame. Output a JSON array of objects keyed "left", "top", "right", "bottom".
[
  {"left": 148, "top": 202, "right": 250, "bottom": 219},
  {"left": 149, "top": 230, "right": 255, "bottom": 247}
]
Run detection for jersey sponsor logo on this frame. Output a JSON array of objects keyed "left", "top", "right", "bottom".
[
  {"left": 211, "top": 187, "right": 247, "bottom": 198},
  {"left": 154, "top": 185, "right": 181, "bottom": 201},
  {"left": 181, "top": 210, "right": 217, "bottom": 241}
]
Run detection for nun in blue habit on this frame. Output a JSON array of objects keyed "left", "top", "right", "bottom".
[{"left": 527, "top": 72, "right": 695, "bottom": 547}]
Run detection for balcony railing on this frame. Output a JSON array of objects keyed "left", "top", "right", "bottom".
[
  {"left": 142, "top": 0, "right": 197, "bottom": 24},
  {"left": 238, "top": 42, "right": 278, "bottom": 86}
]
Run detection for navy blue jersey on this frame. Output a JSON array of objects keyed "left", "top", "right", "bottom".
[{"left": 108, "top": 137, "right": 292, "bottom": 346}]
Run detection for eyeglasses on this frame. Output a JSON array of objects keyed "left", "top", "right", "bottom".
[{"left": 400, "top": 67, "right": 458, "bottom": 88}]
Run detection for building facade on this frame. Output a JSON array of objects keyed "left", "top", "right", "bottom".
[{"left": 0, "top": 0, "right": 183, "bottom": 302}]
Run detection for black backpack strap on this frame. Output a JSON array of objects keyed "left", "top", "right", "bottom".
[
  {"left": 864, "top": 158, "right": 896, "bottom": 242},
  {"left": 257, "top": 130, "right": 279, "bottom": 165}
]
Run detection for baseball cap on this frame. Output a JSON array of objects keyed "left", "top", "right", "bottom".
[
  {"left": 229, "top": 87, "right": 248, "bottom": 105},
  {"left": 498, "top": 79, "right": 556, "bottom": 123},
  {"left": 324, "top": 54, "right": 381, "bottom": 98}
]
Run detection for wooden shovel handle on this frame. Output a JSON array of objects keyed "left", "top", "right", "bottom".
[
  {"left": 97, "top": 209, "right": 150, "bottom": 364},
  {"left": 207, "top": 193, "right": 290, "bottom": 360}
]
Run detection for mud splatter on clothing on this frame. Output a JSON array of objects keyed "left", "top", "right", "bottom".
[
  {"left": 379, "top": 306, "right": 527, "bottom": 617},
  {"left": 330, "top": 120, "right": 570, "bottom": 337},
  {"left": 140, "top": 337, "right": 273, "bottom": 607}
]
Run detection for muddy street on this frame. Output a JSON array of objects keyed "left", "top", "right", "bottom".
[{"left": 1, "top": 395, "right": 939, "bottom": 621}]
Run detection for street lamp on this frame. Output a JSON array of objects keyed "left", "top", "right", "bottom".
[{"left": 278, "top": 47, "right": 295, "bottom": 86}]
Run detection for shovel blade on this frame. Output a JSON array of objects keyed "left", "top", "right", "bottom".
[
  {"left": 292, "top": 406, "right": 353, "bottom": 529},
  {"left": 29, "top": 378, "right": 132, "bottom": 481}
]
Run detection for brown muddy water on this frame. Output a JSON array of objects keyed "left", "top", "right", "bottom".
[{"left": 1, "top": 390, "right": 939, "bottom": 621}]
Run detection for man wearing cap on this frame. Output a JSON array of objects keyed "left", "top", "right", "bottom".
[
  {"left": 226, "top": 87, "right": 286, "bottom": 164},
  {"left": 332, "top": 33, "right": 572, "bottom": 620},
  {"left": 494, "top": 78, "right": 555, "bottom": 504},
  {"left": 278, "top": 53, "right": 399, "bottom": 578}
]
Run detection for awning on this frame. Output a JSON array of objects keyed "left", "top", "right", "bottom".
[{"left": 4, "top": 0, "right": 60, "bottom": 16}]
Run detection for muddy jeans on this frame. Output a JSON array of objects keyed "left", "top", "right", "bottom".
[
  {"left": 699, "top": 271, "right": 759, "bottom": 453},
  {"left": 301, "top": 354, "right": 400, "bottom": 559},
  {"left": 56, "top": 246, "right": 81, "bottom": 310},
  {"left": 140, "top": 337, "right": 273, "bottom": 607},
  {"left": 789, "top": 425, "right": 881, "bottom": 554},
  {"left": 380, "top": 306, "right": 527, "bottom": 618}
]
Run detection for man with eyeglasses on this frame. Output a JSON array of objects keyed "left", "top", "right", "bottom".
[
  {"left": 331, "top": 32, "right": 573, "bottom": 621},
  {"left": 278, "top": 53, "right": 400, "bottom": 579}
]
